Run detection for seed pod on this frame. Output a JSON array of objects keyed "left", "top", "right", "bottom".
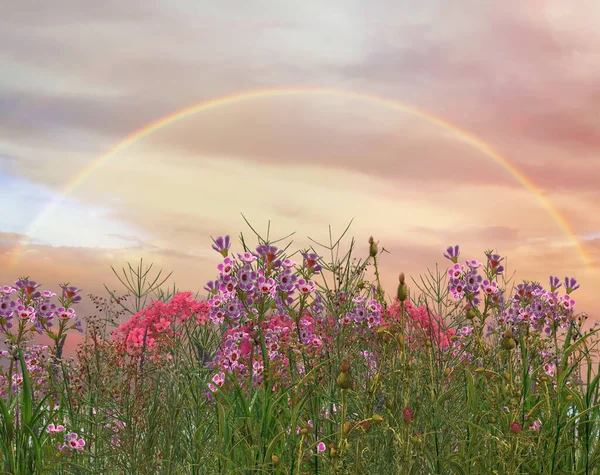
[
  {"left": 271, "top": 454, "right": 281, "bottom": 467},
  {"left": 372, "top": 414, "right": 384, "bottom": 424},
  {"left": 340, "top": 360, "right": 350, "bottom": 373},
  {"left": 343, "top": 421, "right": 354, "bottom": 436},
  {"left": 336, "top": 371, "right": 352, "bottom": 390},
  {"left": 397, "top": 280, "right": 408, "bottom": 302},
  {"left": 369, "top": 236, "right": 378, "bottom": 257},
  {"left": 329, "top": 443, "right": 338, "bottom": 458},
  {"left": 300, "top": 427, "right": 309, "bottom": 436},
  {"left": 501, "top": 337, "right": 516, "bottom": 350},
  {"left": 465, "top": 308, "right": 477, "bottom": 320}
]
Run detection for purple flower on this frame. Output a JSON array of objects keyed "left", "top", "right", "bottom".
[
  {"left": 204, "top": 280, "right": 219, "bottom": 294},
  {"left": 549, "top": 276, "right": 562, "bottom": 292},
  {"left": 485, "top": 252, "right": 505, "bottom": 275},
  {"left": 256, "top": 245, "right": 280, "bottom": 265},
  {"left": 14, "top": 279, "right": 42, "bottom": 299},
  {"left": 443, "top": 245, "right": 460, "bottom": 264},
  {"left": 301, "top": 252, "right": 322, "bottom": 273},
  {"left": 564, "top": 277, "right": 580, "bottom": 294},
  {"left": 59, "top": 285, "right": 82, "bottom": 304},
  {"left": 211, "top": 235, "right": 231, "bottom": 257},
  {"left": 237, "top": 252, "right": 258, "bottom": 263}
]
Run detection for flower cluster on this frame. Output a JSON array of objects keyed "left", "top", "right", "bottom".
[
  {"left": 45, "top": 423, "right": 86, "bottom": 456},
  {"left": 0, "top": 279, "right": 83, "bottom": 351},
  {"left": 208, "top": 313, "right": 324, "bottom": 389},
  {"left": 443, "top": 246, "right": 581, "bottom": 338},
  {"left": 340, "top": 296, "right": 383, "bottom": 329},
  {"left": 112, "top": 292, "right": 210, "bottom": 362},
  {"left": 0, "top": 344, "right": 59, "bottom": 403},
  {"left": 384, "top": 300, "right": 455, "bottom": 350}
]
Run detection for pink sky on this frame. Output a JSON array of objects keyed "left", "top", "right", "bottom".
[{"left": 1, "top": 0, "right": 599, "bottom": 355}]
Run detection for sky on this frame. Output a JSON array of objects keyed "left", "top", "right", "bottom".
[{"left": 1, "top": 0, "right": 599, "bottom": 354}]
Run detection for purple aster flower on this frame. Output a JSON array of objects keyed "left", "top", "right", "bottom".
[
  {"left": 443, "top": 245, "right": 460, "bottom": 264},
  {"left": 211, "top": 235, "right": 231, "bottom": 257}
]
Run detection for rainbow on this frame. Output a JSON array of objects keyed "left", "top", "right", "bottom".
[{"left": 8, "top": 87, "right": 594, "bottom": 271}]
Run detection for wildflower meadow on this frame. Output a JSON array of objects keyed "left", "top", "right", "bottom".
[{"left": 1, "top": 221, "right": 599, "bottom": 474}]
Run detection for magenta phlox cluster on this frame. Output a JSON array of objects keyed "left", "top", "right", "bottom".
[
  {"left": 112, "top": 292, "right": 210, "bottom": 362},
  {"left": 385, "top": 300, "right": 455, "bottom": 351}
]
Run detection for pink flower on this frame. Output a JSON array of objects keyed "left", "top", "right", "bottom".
[
  {"left": 47, "top": 423, "right": 65, "bottom": 434},
  {"left": 403, "top": 407, "right": 413, "bottom": 424},
  {"left": 510, "top": 422, "right": 522, "bottom": 433},
  {"left": 529, "top": 419, "right": 541, "bottom": 431},
  {"left": 65, "top": 432, "right": 86, "bottom": 450},
  {"left": 316, "top": 442, "right": 326, "bottom": 453}
]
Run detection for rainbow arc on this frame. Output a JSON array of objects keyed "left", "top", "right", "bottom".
[{"left": 8, "top": 87, "right": 593, "bottom": 271}]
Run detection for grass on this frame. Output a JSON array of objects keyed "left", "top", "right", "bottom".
[{"left": 1, "top": 221, "right": 599, "bottom": 474}]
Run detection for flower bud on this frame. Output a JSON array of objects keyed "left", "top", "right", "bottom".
[
  {"left": 340, "top": 360, "right": 350, "bottom": 373},
  {"left": 300, "top": 427, "right": 309, "bottom": 436},
  {"left": 465, "top": 308, "right": 477, "bottom": 320},
  {"left": 369, "top": 236, "right": 378, "bottom": 258},
  {"left": 510, "top": 421, "right": 522, "bottom": 433},
  {"left": 397, "top": 279, "right": 408, "bottom": 302},
  {"left": 501, "top": 336, "right": 516, "bottom": 350},
  {"left": 336, "top": 371, "right": 352, "bottom": 390},
  {"left": 343, "top": 421, "right": 354, "bottom": 436},
  {"left": 403, "top": 406, "right": 413, "bottom": 424},
  {"left": 372, "top": 414, "right": 384, "bottom": 424},
  {"left": 271, "top": 454, "right": 281, "bottom": 466},
  {"left": 329, "top": 443, "right": 338, "bottom": 458}
]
